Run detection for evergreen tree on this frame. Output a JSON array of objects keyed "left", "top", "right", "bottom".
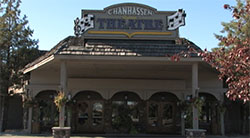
[
  {"left": 0, "top": 0, "right": 39, "bottom": 131},
  {"left": 201, "top": 0, "right": 250, "bottom": 102}
]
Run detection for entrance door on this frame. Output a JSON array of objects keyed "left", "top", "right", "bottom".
[
  {"left": 76, "top": 100, "right": 104, "bottom": 133},
  {"left": 147, "top": 101, "right": 176, "bottom": 133}
]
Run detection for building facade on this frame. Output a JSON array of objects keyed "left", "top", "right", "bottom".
[{"left": 19, "top": 3, "right": 249, "bottom": 135}]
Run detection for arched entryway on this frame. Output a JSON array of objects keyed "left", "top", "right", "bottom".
[
  {"left": 147, "top": 92, "right": 179, "bottom": 134},
  {"left": 33, "top": 90, "right": 58, "bottom": 134},
  {"left": 111, "top": 91, "right": 142, "bottom": 133},
  {"left": 199, "top": 92, "right": 219, "bottom": 135},
  {"left": 71, "top": 91, "right": 104, "bottom": 133}
]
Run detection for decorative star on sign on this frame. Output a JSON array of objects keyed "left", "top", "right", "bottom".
[
  {"left": 74, "top": 14, "right": 94, "bottom": 37},
  {"left": 167, "top": 9, "right": 186, "bottom": 30}
]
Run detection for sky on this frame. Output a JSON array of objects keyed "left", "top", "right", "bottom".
[{"left": 20, "top": 0, "right": 236, "bottom": 51}]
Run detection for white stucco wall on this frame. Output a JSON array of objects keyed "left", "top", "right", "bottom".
[
  {"left": 27, "top": 62, "right": 225, "bottom": 101},
  {"left": 30, "top": 69, "right": 60, "bottom": 85}
]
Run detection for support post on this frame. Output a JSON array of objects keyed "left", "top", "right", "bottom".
[
  {"left": 220, "top": 112, "right": 225, "bottom": 135},
  {"left": 181, "top": 111, "right": 185, "bottom": 136},
  {"left": 53, "top": 61, "right": 70, "bottom": 138},
  {"left": 192, "top": 63, "right": 199, "bottom": 129},
  {"left": 67, "top": 110, "right": 71, "bottom": 127},
  {"left": 59, "top": 61, "right": 67, "bottom": 128},
  {"left": 27, "top": 107, "right": 32, "bottom": 134},
  {"left": 59, "top": 106, "right": 65, "bottom": 127}
]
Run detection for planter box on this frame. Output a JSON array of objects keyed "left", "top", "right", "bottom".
[
  {"left": 185, "top": 129, "right": 206, "bottom": 138},
  {"left": 52, "top": 127, "right": 71, "bottom": 138}
]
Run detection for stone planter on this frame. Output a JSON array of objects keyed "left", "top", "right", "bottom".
[
  {"left": 185, "top": 129, "right": 206, "bottom": 138},
  {"left": 52, "top": 127, "right": 71, "bottom": 138}
]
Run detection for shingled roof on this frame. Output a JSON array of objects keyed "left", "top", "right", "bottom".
[{"left": 23, "top": 36, "right": 202, "bottom": 72}]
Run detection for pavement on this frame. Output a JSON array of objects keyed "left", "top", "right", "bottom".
[{"left": 0, "top": 132, "right": 249, "bottom": 138}]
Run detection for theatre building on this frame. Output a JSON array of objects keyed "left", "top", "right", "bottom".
[{"left": 18, "top": 3, "right": 249, "bottom": 135}]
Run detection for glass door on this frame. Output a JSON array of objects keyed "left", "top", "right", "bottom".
[
  {"left": 72, "top": 91, "right": 104, "bottom": 133},
  {"left": 75, "top": 100, "right": 104, "bottom": 133},
  {"left": 161, "top": 102, "right": 175, "bottom": 133},
  {"left": 147, "top": 101, "right": 176, "bottom": 133},
  {"left": 76, "top": 101, "right": 89, "bottom": 132},
  {"left": 111, "top": 100, "right": 140, "bottom": 133}
]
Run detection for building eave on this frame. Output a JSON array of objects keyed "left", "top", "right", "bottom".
[
  {"left": 55, "top": 54, "right": 203, "bottom": 63},
  {"left": 23, "top": 55, "right": 55, "bottom": 74}
]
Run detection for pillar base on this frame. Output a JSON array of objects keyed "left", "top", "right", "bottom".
[
  {"left": 52, "top": 127, "right": 71, "bottom": 138},
  {"left": 185, "top": 129, "right": 206, "bottom": 138}
]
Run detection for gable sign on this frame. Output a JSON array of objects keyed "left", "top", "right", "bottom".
[{"left": 74, "top": 3, "right": 186, "bottom": 40}]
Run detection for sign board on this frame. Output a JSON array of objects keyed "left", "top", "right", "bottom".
[{"left": 74, "top": 3, "right": 186, "bottom": 40}]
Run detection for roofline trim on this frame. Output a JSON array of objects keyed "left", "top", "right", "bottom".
[
  {"left": 23, "top": 55, "right": 55, "bottom": 74},
  {"left": 23, "top": 54, "right": 203, "bottom": 74},
  {"left": 55, "top": 55, "right": 203, "bottom": 62}
]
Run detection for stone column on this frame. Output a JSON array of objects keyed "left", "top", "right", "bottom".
[
  {"left": 59, "top": 106, "right": 65, "bottom": 127},
  {"left": 104, "top": 100, "right": 112, "bottom": 133},
  {"left": 220, "top": 111, "right": 225, "bottom": 135},
  {"left": 67, "top": 110, "right": 71, "bottom": 127},
  {"left": 139, "top": 100, "right": 147, "bottom": 132},
  {"left": 53, "top": 61, "right": 70, "bottom": 138},
  {"left": 192, "top": 63, "right": 199, "bottom": 129},
  {"left": 23, "top": 107, "right": 27, "bottom": 130},
  {"left": 27, "top": 107, "right": 32, "bottom": 133},
  {"left": 59, "top": 61, "right": 67, "bottom": 127}
]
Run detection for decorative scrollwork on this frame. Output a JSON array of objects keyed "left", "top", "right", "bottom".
[{"left": 74, "top": 14, "right": 94, "bottom": 37}]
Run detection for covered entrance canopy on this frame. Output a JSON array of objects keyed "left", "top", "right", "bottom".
[{"left": 22, "top": 36, "right": 224, "bottom": 134}]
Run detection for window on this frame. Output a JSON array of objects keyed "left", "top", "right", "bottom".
[
  {"left": 92, "top": 102, "right": 103, "bottom": 126},
  {"left": 162, "top": 104, "right": 173, "bottom": 126},
  {"left": 148, "top": 103, "right": 158, "bottom": 127},
  {"left": 78, "top": 102, "right": 88, "bottom": 125}
]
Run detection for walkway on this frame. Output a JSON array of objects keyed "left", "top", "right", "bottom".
[{"left": 0, "top": 132, "right": 250, "bottom": 138}]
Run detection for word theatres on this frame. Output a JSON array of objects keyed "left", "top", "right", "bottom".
[
  {"left": 107, "top": 6, "right": 154, "bottom": 16},
  {"left": 97, "top": 18, "right": 163, "bottom": 30}
]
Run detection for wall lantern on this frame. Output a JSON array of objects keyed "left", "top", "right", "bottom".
[
  {"left": 186, "top": 95, "right": 192, "bottom": 101},
  {"left": 67, "top": 93, "right": 72, "bottom": 100},
  {"left": 49, "top": 94, "right": 54, "bottom": 99},
  {"left": 195, "top": 88, "right": 200, "bottom": 97},
  {"left": 161, "top": 96, "right": 165, "bottom": 100},
  {"left": 124, "top": 95, "right": 128, "bottom": 100},
  {"left": 200, "top": 96, "right": 205, "bottom": 101}
]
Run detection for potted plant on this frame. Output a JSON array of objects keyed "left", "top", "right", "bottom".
[{"left": 54, "top": 92, "right": 68, "bottom": 111}]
